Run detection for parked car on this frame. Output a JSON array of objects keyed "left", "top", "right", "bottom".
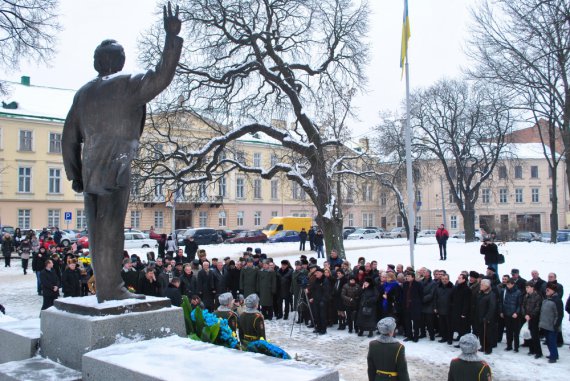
[
  {"left": 364, "top": 227, "right": 386, "bottom": 237},
  {"left": 177, "top": 228, "right": 221, "bottom": 245},
  {"left": 0, "top": 225, "right": 15, "bottom": 237},
  {"left": 76, "top": 229, "right": 89, "bottom": 238},
  {"left": 60, "top": 229, "right": 79, "bottom": 247},
  {"left": 78, "top": 235, "right": 89, "bottom": 249},
  {"left": 124, "top": 232, "right": 158, "bottom": 249},
  {"left": 217, "top": 229, "right": 237, "bottom": 241},
  {"left": 343, "top": 227, "right": 357, "bottom": 239},
  {"left": 452, "top": 230, "right": 482, "bottom": 241},
  {"left": 515, "top": 231, "right": 541, "bottom": 242},
  {"left": 385, "top": 227, "right": 408, "bottom": 239},
  {"left": 226, "top": 230, "right": 268, "bottom": 244},
  {"left": 540, "top": 232, "right": 551, "bottom": 243},
  {"left": 557, "top": 230, "right": 570, "bottom": 242},
  {"left": 268, "top": 230, "right": 300, "bottom": 243},
  {"left": 347, "top": 228, "right": 382, "bottom": 240},
  {"left": 417, "top": 229, "right": 436, "bottom": 238}
]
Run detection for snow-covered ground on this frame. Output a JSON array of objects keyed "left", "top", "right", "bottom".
[{"left": 1, "top": 237, "right": 569, "bottom": 380}]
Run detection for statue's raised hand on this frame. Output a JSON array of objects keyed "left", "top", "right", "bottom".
[{"left": 164, "top": 2, "right": 181, "bottom": 36}]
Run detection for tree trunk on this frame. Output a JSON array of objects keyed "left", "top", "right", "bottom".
[
  {"left": 462, "top": 203, "right": 477, "bottom": 242},
  {"left": 322, "top": 218, "right": 345, "bottom": 260}
]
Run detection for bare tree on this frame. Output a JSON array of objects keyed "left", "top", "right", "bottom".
[
  {"left": 137, "top": 0, "right": 369, "bottom": 258},
  {"left": 0, "top": 0, "right": 60, "bottom": 92},
  {"left": 468, "top": 0, "right": 570, "bottom": 240},
  {"left": 409, "top": 79, "right": 515, "bottom": 242}
]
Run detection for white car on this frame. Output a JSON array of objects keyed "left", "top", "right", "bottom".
[
  {"left": 385, "top": 227, "right": 408, "bottom": 239},
  {"left": 417, "top": 229, "right": 436, "bottom": 238},
  {"left": 124, "top": 232, "right": 158, "bottom": 249},
  {"left": 452, "top": 230, "right": 482, "bottom": 241},
  {"left": 347, "top": 228, "right": 382, "bottom": 240}
]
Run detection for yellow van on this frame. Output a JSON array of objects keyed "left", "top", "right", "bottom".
[{"left": 262, "top": 217, "right": 313, "bottom": 237}]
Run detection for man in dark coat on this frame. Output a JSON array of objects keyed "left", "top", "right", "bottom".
[
  {"left": 139, "top": 268, "right": 161, "bottom": 297},
  {"left": 291, "top": 260, "right": 309, "bottom": 323},
  {"left": 499, "top": 278, "right": 522, "bottom": 351},
  {"left": 299, "top": 228, "right": 308, "bottom": 251},
  {"left": 183, "top": 236, "right": 198, "bottom": 262},
  {"left": 277, "top": 260, "right": 293, "bottom": 320},
  {"left": 510, "top": 268, "right": 526, "bottom": 293},
  {"left": 542, "top": 272, "right": 565, "bottom": 347},
  {"left": 313, "top": 229, "right": 325, "bottom": 259},
  {"left": 479, "top": 238, "right": 499, "bottom": 274},
  {"left": 61, "top": 4, "right": 183, "bottom": 303},
  {"left": 197, "top": 261, "right": 216, "bottom": 311},
  {"left": 451, "top": 273, "right": 471, "bottom": 342},
  {"left": 448, "top": 334, "right": 492, "bottom": 381},
  {"left": 211, "top": 261, "right": 228, "bottom": 305},
  {"left": 164, "top": 277, "right": 182, "bottom": 307},
  {"left": 539, "top": 283, "right": 563, "bottom": 363},
  {"left": 240, "top": 258, "right": 258, "bottom": 297},
  {"left": 308, "top": 227, "right": 316, "bottom": 251},
  {"left": 40, "top": 259, "right": 60, "bottom": 310},
  {"left": 180, "top": 264, "right": 197, "bottom": 298},
  {"left": 475, "top": 279, "right": 497, "bottom": 354},
  {"left": 256, "top": 261, "right": 277, "bottom": 320},
  {"left": 120, "top": 259, "right": 139, "bottom": 292},
  {"left": 467, "top": 272, "right": 481, "bottom": 335},
  {"left": 522, "top": 281, "right": 543, "bottom": 358},
  {"left": 61, "top": 259, "right": 81, "bottom": 297},
  {"left": 402, "top": 271, "right": 423, "bottom": 342},
  {"left": 434, "top": 273, "right": 454, "bottom": 344},
  {"left": 420, "top": 269, "right": 437, "bottom": 340},
  {"left": 308, "top": 267, "right": 331, "bottom": 334},
  {"left": 367, "top": 317, "right": 410, "bottom": 381}
]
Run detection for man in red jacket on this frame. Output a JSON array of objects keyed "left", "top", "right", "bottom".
[{"left": 435, "top": 224, "right": 449, "bottom": 260}]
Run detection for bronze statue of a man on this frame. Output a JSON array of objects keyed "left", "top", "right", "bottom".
[{"left": 62, "top": 3, "right": 183, "bottom": 303}]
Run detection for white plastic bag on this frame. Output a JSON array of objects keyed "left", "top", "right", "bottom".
[{"left": 520, "top": 321, "right": 531, "bottom": 340}]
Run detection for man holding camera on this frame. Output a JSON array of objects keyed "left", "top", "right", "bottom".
[{"left": 480, "top": 237, "right": 499, "bottom": 274}]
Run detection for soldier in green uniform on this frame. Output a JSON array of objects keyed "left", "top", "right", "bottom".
[
  {"left": 257, "top": 260, "right": 277, "bottom": 319},
  {"left": 448, "top": 333, "right": 492, "bottom": 381},
  {"left": 215, "top": 292, "right": 238, "bottom": 332},
  {"left": 367, "top": 317, "right": 410, "bottom": 381},
  {"left": 240, "top": 258, "right": 258, "bottom": 297},
  {"left": 239, "top": 293, "right": 266, "bottom": 346}
]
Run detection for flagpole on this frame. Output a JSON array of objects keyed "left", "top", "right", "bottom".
[{"left": 404, "top": 50, "right": 415, "bottom": 268}]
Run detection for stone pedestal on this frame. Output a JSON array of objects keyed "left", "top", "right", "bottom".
[
  {"left": 0, "top": 357, "right": 81, "bottom": 381},
  {"left": 40, "top": 296, "right": 185, "bottom": 371},
  {"left": 82, "top": 336, "right": 339, "bottom": 381},
  {"left": 0, "top": 318, "right": 40, "bottom": 364}
]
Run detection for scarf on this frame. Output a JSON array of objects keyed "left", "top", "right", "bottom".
[{"left": 376, "top": 335, "right": 399, "bottom": 344}]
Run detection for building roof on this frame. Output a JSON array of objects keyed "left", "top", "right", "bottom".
[
  {"left": 510, "top": 142, "right": 561, "bottom": 160},
  {"left": 0, "top": 78, "right": 76, "bottom": 123}
]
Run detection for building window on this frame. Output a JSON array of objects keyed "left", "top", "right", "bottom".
[
  {"left": 76, "top": 209, "right": 87, "bottom": 229},
  {"left": 498, "top": 166, "right": 507, "bottom": 179},
  {"left": 450, "top": 215, "right": 457, "bottom": 229},
  {"left": 154, "top": 211, "right": 164, "bottom": 228},
  {"left": 49, "top": 133, "right": 62, "bottom": 153},
  {"left": 253, "top": 179, "right": 262, "bottom": 199},
  {"left": 236, "top": 178, "right": 245, "bottom": 199},
  {"left": 449, "top": 191, "right": 455, "bottom": 204},
  {"left": 18, "top": 209, "right": 31, "bottom": 229},
  {"left": 271, "top": 211, "right": 278, "bottom": 217},
  {"left": 396, "top": 215, "right": 403, "bottom": 228},
  {"left": 19, "top": 130, "right": 33, "bottom": 151},
  {"left": 271, "top": 179, "right": 279, "bottom": 200},
  {"left": 235, "top": 151, "right": 246, "bottom": 165},
  {"left": 254, "top": 211, "right": 261, "bottom": 226},
  {"left": 199, "top": 182, "right": 207, "bottom": 200},
  {"left": 549, "top": 187, "right": 553, "bottom": 203},
  {"left": 218, "top": 176, "right": 226, "bottom": 198},
  {"left": 130, "top": 211, "right": 141, "bottom": 228},
  {"left": 218, "top": 211, "right": 227, "bottom": 227},
  {"left": 48, "top": 209, "right": 60, "bottom": 228},
  {"left": 292, "top": 182, "right": 300, "bottom": 199},
  {"left": 514, "top": 165, "right": 522, "bottom": 179},
  {"left": 515, "top": 188, "right": 523, "bottom": 203},
  {"left": 362, "top": 213, "right": 374, "bottom": 227},
  {"left": 270, "top": 154, "right": 278, "bottom": 166},
  {"left": 415, "top": 216, "right": 422, "bottom": 230},
  {"left": 47, "top": 168, "right": 61, "bottom": 194},
  {"left": 348, "top": 213, "right": 354, "bottom": 226},
  {"left": 482, "top": 188, "right": 490, "bottom": 204},
  {"left": 199, "top": 211, "right": 208, "bottom": 227},
  {"left": 253, "top": 152, "right": 261, "bottom": 167},
  {"left": 237, "top": 211, "right": 244, "bottom": 227},
  {"left": 154, "top": 180, "right": 163, "bottom": 198},
  {"left": 380, "top": 192, "right": 387, "bottom": 206},
  {"left": 531, "top": 188, "right": 539, "bottom": 203},
  {"left": 448, "top": 166, "right": 457, "bottom": 180},
  {"left": 499, "top": 188, "right": 508, "bottom": 204},
  {"left": 548, "top": 166, "right": 553, "bottom": 178},
  {"left": 18, "top": 167, "right": 32, "bottom": 193},
  {"left": 363, "top": 184, "right": 373, "bottom": 202},
  {"left": 530, "top": 166, "right": 538, "bottom": 179}
]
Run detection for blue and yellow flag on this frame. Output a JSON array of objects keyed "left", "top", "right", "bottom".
[{"left": 400, "top": 0, "right": 411, "bottom": 76}]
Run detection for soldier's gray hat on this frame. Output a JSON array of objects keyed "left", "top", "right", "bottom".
[
  {"left": 218, "top": 292, "right": 233, "bottom": 306},
  {"left": 377, "top": 317, "right": 397, "bottom": 335},
  {"left": 244, "top": 293, "right": 259, "bottom": 308},
  {"left": 459, "top": 333, "right": 479, "bottom": 354}
]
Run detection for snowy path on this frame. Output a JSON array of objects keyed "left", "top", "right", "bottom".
[{"left": 1, "top": 239, "right": 569, "bottom": 380}]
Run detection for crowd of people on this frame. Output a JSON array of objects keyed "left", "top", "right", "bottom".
[{"left": 1, "top": 227, "right": 569, "bottom": 379}]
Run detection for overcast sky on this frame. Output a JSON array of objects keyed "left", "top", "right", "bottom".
[{"left": 9, "top": 0, "right": 472, "bottom": 137}]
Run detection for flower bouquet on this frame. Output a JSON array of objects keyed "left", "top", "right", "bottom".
[{"left": 246, "top": 340, "right": 291, "bottom": 359}]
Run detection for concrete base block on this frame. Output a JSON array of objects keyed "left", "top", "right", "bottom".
[
  {"left": 0, "top": 319, "right": 40, "bottom": 364},
  {"left": 0, "top": 357, "right": 81, "bottom": 381},
  {"left": 40, "top": 300, "right": 185, "bottom": 371},
  {"left": 83, "top": 336, "right": 339, "bottom": 381}
]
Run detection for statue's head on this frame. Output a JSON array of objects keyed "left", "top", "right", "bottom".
[{"left": 94, "top": 39, "right": 125, "bottom": 76}]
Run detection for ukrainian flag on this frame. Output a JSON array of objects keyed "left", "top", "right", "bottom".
[{"left": 400, "top": 0, "right": 411, "bottom": 74}]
